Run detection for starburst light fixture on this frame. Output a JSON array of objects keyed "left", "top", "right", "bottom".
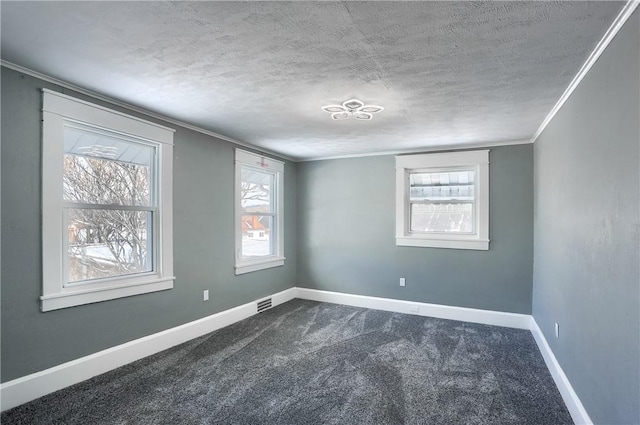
[{"left": 322, "top": 99, "right": 384, "bottom": 121}]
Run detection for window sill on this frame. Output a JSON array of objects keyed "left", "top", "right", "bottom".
[
  {"left": 235, "top": 257, "right": 286, "bottom": 275},
  {"left": 396, "top": 237, "right": 489, "bottom": 251},
  {"left": 40, "top": 276, "right": 175, "bottom": 312}
]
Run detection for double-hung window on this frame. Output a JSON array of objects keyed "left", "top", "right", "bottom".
[
  {"left": 395, "top": 150, "right": 489, "bottom": 250},
  {"left": 41, "top": 90, "right": 174, "bottom": 311},
  {"left": 234, "top": 149, "right": 285, "bottom": 274}
]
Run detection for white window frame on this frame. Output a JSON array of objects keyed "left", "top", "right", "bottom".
[
  {"left": 41, "top": 89, "right": 175, "bottom": 311},
  {"left": 234, "top": 149, "right": 285, "bottom": 274},
  {"left": 395, "top": 150, "right": 489, "bottom": 250}
]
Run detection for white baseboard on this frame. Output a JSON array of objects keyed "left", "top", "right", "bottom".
[
  {"left": 0, "top": 286, "right": 589, "bottom": 425},
  {"left": 295, "top": 287, "right": 531, "bottom": 329},
  {"left": 530, "top": 318, "right": 593, "bottom": 425},
  {"left": 0, "top": 287, "right": 296, "bottom": 412},
  {"left": 270, "top": 287, "right": 297, "bottom": 306},
  {"left": 296, "top": 288, "right": 591, "bottom": 424}
]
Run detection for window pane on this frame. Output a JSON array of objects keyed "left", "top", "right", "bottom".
[
  {"left": 241, "top": 166, "right": 273, "bottom": 213},
  {"left": 241, "top": 215, "right": 274, "bottom": 258},
  {"left": 409, "top": 170, "right": 475, "bottom": 201},
  {"left": 410, "top": 203, "right": 473, "bottom": 233},
  {"left": 63, "top": 125, "right": 154, "bottom": 206},
  {"left": 67, "top": 208, "right": 152, "bottom": 283}
]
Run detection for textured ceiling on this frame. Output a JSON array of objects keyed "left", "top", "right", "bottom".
[{"left": 1, "top": 1, "right": 624, "bottom": 160}]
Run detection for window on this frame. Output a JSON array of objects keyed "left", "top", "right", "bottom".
[
  {"left": 235, "top": 149, "right": 285, "bottom": 274},
  {"left": 41, "top": 89, "right": 174, "bottom": 311},
  {"left": 395, "top": 150, "right": 489, "bottom": 250}
]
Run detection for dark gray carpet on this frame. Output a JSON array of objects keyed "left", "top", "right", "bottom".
[{"left": 1, "top": 300, "right": 572, "bottom": 424}]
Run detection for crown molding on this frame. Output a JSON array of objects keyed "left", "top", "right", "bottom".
[
  {"left": 297, "top": 139, "right": 532, "bottom": 162},
  {"left": 1, "top": 60, "right": 295, "bottom": 162},
  {"left": 530, "top": 0, "right": 639, "bottom": 143},
  {"left": 5, "top": 0, "right": 636, "bottom": 162}
]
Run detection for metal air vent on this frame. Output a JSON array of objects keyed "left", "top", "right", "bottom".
[{"left": 257, "top": 298, "right": 272, "bottom": 313}]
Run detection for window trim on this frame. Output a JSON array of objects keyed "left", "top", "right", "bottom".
[
  {"left": 41, "top": 89, "right": 175, "bottom": 311},
  {"left": 234, "top": 149, "right": 285, "bottom": 275},
  {"left": 395, "top": 150, "right": 489, "bottom": 250}
]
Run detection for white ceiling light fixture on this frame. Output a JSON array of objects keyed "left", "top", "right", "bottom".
[{"left": 322, "top": 99, "right": 384, "bottom": 121}]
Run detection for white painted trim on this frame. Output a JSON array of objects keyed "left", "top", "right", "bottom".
[
  {"left": 395, "top": 150, "right": 489, "bottom": 251},
  {"left": 41, "top": 277, "right": 175, "bottom": 312},
  {"left": 271, "top": 287, "right": 297, "bottom": 306},
  {"left": 235, "top": 149, "right": 284, "bottom": 171},
  {"left": 3, "top": 61, "right": 533, "bottom": 162},
  {"left": 12, "top": 0, "right": 640, "bottom": 160},
  {"left": 530, "top": 0, "right": 639, "bottom": 143},
  {"left": 43, "top": 88, "right": 175, "bottom": 137},
  {"left": 295, "top": 288, "right": 530, "bottom": 329},
  {"left": 234, "top": 258, "right": 285, "bottom": 275},
  {"left": 3, "top": 287, "right": 593, "bottom": 422},
  {"left": 41, "top": 91, "right": 175, "bottom": 311},
  {"left": 1, "top": 61, "right": 295, "bottom": 162},
  {"left": 0, "top": 287, "right": 297, "bottom": 412},
  {"left": 295, "top": 288, "right": 591, "bottom": 423},
  {"left": 234, "top": 149, "right": 285, "bottom": 275},
  {"left": 299, "top": 139, "right": 531, "bottom": 162},
  {"left": 395, "top": 237, "right": 489, "bottom": 250},
  {"left": 530, "top": 318, "right": 593, "bottom": 425}
]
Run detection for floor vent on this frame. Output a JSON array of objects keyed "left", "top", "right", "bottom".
[{"left": 257, "top": 298, "right": 272, "bottom": 313}]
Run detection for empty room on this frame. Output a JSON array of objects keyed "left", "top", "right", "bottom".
[{"left": 1, "top": 1, "right": 638, "bottom": 424}]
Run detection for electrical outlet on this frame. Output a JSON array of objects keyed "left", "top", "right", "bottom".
[
  {"left": 555, "top": 322, "right": 559, "bottom": 338},
  {"left": 203, "top": 290, "right": 209, "bottom": 302},
  {"left": 399, "top": 278, "right": 406, "bottom": 287}
]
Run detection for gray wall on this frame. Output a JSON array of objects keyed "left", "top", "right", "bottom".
[
  {"left": 297, "top": 144, "right": 533, "bottom": 314},
  {"left": 532, "top": 12, "right": 639, "bottom": 425},
  {"left": 0, "top": 67, "right": 297, "bottom": 382}
]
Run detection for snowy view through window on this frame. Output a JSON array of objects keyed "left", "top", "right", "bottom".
[
  {"left": 241, "top": 166, "right": 275, "bottom": 258},
  {"left": 409, "top": 170, "right": 475, "bottom": 233},
  {"left": 63, "top": 125, "right": 155, "bottom": 283}
]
